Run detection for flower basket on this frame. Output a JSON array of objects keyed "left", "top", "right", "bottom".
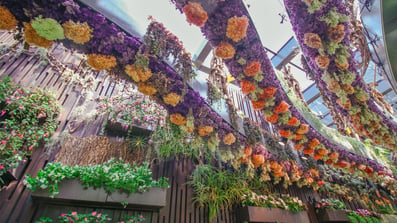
[
  {"left": 317, "top": 209, "right": 349, "bottom": 222},
  {"left": 236, "top": 206, "right": 310, "bottom": 223},
  {"left": 104, "top": 121, "right": 153, "bottom": 137},
  {"left": 31, "top": 179, "right": 167, "bottom": 210}
]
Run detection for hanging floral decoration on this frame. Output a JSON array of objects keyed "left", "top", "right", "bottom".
[
  {"left": 62, "top": 20, "right": 93, "bottom": 44},
  {"left": 283, "top": 0, "right": 397, "bottom": 149},
  {"left": 0, "top": 5, "right": 18, "bottom": 30}
]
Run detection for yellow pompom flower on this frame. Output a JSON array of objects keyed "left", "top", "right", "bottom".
[
  {"left": 0, "top": 6, "right": 18, "bottom": 30},
  {"left": 163, "top": 93, "right": 181, "bottom": 107},
  {"left": 86, "top": 54, "right": 117, "bottom": 70},
  {"left": 137, "top": 82, "right": 157, "bottom": 96},
  {"left": 170, "top": 113, "right": 186, "bottom": 125},
  {"left": 63, "top": 20, "right": 93, "bottom": 44}
]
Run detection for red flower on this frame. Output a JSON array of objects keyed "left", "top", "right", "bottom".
[
  {"left": 325, "top": 159, "right": 333, "bottom": 165},
  {"left": 182, "top": 2, "right": 208, "bottom": 27},
  {"left": 292, "top": 134, "right": 303, "bottom": 140},
  {"left": 258, "top": 87, "right": 277, "bottom": 99},
  {"left": 308, "top": 138, "right": 320, "bottom": 148},
  {"left": 244, "top": 61, "right": 261, "bottom": 76},
  {"left": 317, "top": 180, "right": 326, "bottom": 186},
  {"left": 279, "top": 129, "right": 291, "bottom": 138},
  {"left": 303, "top": 148, "right": 314, "bottom": 155},
  {"left": 251, "top": 99, "right": 265, "bottom": 110},
  {"left": 295, "top": 144, "right": 304, "bottom": 151},
  {"left": 241, "top": 80, "right": 256, "bottom": 94},
  {"left": 287, "top": 117, "right": 299, "bottom": 126},
  {"left": 273, "top": 101, "right": 289, "bottom": 114},
  {"left": 265, "top": 113, "right": 278, "bottom": 123}
]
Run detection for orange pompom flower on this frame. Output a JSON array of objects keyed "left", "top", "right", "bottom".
[
  {"left": 315, "top": 55, "right": 330, "bottom": 69},
  {"left": 24, "top": 22, "right": 53, "bottom": 48},
  {"left": 215, "top": 42, "right": 235, "bottom": 59},
  {"left": 258, "top": 87, "right": 277, "bottom": 99},
  {"left": 125, "top": 64, "right": 152, "bottom": 82},
  {"left": 303, "top": 148, "right": 314, "bottom": 155},
  {"left": 308, "top": 138, "right": 320, "bottom": 148},
  {"left": 295, "top": 144, "right": 304, "bottom": 151},
  {"left": 170, "top": 113, "right": 186, "bottom": 125},
  {"left": 296, "top": 124, "right": 309, "bottom": 135},
  {"left": 313, "top": 153, "right": 323, "bottom": 160},
  {"left": 62, "top": 20, "right": 93, "bottom": 44},
  {"left": 223, "top": 132, "right": 236, "bottom": 145},
  {"left": 317, "top": 148, "right": 328, "bottom": 156},
  {"left": 163, "top": 93, "right": 181, "bottom": 107},
  {"left": 273, "top": 101, "right": 290, "bottom": 114},
  {"left": 303, "top": 33, "right": 322, "bottom": 49},
  {"left": 244, "top": 61, "right": 261, "bottom": 76},
  {"left": 241, "top": 80, "right": 256, "bottom": 94},
  {"left": 0, "top": 6, "right": 18, "bottom": 30},
  {"left": 317, "top": 180, "right": 326, "bottom": 186},
  {"left": 243, "top": 147, "right": 252, "bottom": 156},
  {"left": 292, "top": 134, "right": 303, "bottom": 140},
  {"left": 87, "top": 54, "right": 117, "bottom": 70},
  {"left": 226, "top": 16, "right": 249, "bottom": 42},
  {"left": 252, "top": 154, "right": 265, "bottom": 168},
  {"left": 279, "top": 129, "right": 291, "bottom": 138},
  {"left": 328, "top": 152, "right": 339, "bottom": 160},
  {"left": 182, "top": 2, "right": 208, "bottom": 27},
  {"left": 265, "top": 113, "right": 278, "bottom": 123},
  {"left": 287, "top": 117, "right": 299, "bottom": 126},
  {"left": 251, "top": 99, "right": 266, "bottom": 110},
  {"left": 137, "top": 83, "right": 157, "bottom": 95},
  {"left": 198, "top": 126, "right": 213, "bottom": 136}
]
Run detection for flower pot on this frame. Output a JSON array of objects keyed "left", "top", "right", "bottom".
[
  {"left": 105, "top": 121, "right": 129, "bottom": 137},
  {"left": 317, "top": 209, "right": 349, "bottom": 222},
  {"left": 31, "top": 179, "right": 107, "bottom": 203},
  {"left": 106, "top": 187, "right": 167, "bottom": 209},
  {"left": 236, "top": 206, "right": 310, "bottom": 223},
  {"left": 31, "top": 180, "right": 167, "bottom": 210}
]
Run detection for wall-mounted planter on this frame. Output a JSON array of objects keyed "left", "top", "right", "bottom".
[
  {"left": 105, "top": 121, "right": 153, "bottom": 137},
  {"left": 31, "top": 179, "right": 167, "bottom": 210},
  {"left": 236, "top": 206, "right": 310, "bottom": 223},
  {"left": 316, "top": 209, "right": 349, "bottom": 222}
]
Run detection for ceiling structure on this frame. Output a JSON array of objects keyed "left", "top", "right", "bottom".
[{"left": 79, "top": 0, "right": 397, "bottom": 130}]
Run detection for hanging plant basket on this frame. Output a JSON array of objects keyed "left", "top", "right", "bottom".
[
  {"left": 316, "top": 208, "right": 349, "bottom": 222},
  {"left": 236, "top": 206, "right": 310, "bottom": 223},
  {"left": 104, "top": 121, "right": 153, "bottom": 137},
  {"left": 31, "top": 179, "right": 167, "bottom": 210}
]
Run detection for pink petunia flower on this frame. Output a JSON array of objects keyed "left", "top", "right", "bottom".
[{"left": 71, "top": 212, "right": 77, "bottom": 215}]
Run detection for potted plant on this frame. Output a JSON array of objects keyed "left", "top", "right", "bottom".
[
  {"left": 315, "top": 198, "right": 349, "bottom": 222},
  {"left": 237, "top": 191, "right": 310, "bottom": 223},
  {"left": 25, "top": 158, "right": 169, "bottom": 209}
]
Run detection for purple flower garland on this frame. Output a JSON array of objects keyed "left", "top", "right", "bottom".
[
  {"left": 1, "top": 0, "right": 245, "bottom": 148},
  {"left": 283, "top": 0, "right": 397, "bottom": 149},
  {"left": 169, "top": 0, "right": 391, "bottom": 174}
]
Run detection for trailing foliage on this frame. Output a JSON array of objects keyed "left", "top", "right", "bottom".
[
  {"left": 24, "top": 158, "right": 169, "bottom": 197},
  {"left": 35, "top": 211, "right": 145, "bottom": 223}
]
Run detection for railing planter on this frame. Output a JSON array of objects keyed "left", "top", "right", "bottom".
[
  {"left": 236, "top": 206, "right": 310, "bottom": 223},
  {"left": 316, "top": 209, "right": 349, "bottom": 223},
  {"left": 104, "top": 121, "right": 153, "bottom": 137},
  {"left": 31, "top": 179, "right": 167, "bottom": 210}
]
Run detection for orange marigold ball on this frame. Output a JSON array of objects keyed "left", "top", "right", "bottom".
[
  {"left": 252, "top": 154, "right": 265, "bottom": 168},
  {"left": 273, "top": 101, "right": 290, "bottom": 114},
  {"left": 295, "top": 144, "right": 304, "bottom": 151},
  {"left": 62, "top": 20, "right": 93, "bottom": 44},
  {"left": 137, "top": 82, "right": 157, "bottom": 96},
  {"left": 24, "top": 22, "right": 53, "bottom": 48},
  {"left": 317, "top": 148, "right": 328, "bottom": 156},
  {"left": 328, "top": 152, "right": 339, "bottom": 160},
  {"left": 303, "top": 33, "right": 322, "bottom": 49},
  {"left": 87, "top": 54, "right": 117, "bottom": 70},
  {"left": 292, "top": 134, "right": 303, "bottom": 140},
  {"left": 215, "top": 42, "right": 235, "bottom": 59},
  {"left": 317, "top": 180, "right": 326, "bottom": 186},
  {"left": 303, "top": 148, "right": 315, "bottom": 155},
  {"left": 226, "top": 16, "right": 249, "bottom": 42},
  {"left": 251, "top": 99, "right": 266, "bottom": 110},
  {"left": 258, "top": 87, "right": 277, "bottom": 99},
  {"left": 0, "top": 6, "right": 18, "bottom": 30},
  {"left": 243, "top": 147, "right": 253, "bottom": 156},
  {"left": 313, "top": 153, "right": 323, "bottom": 160},
  {"left": 308, "top": 138, "right": 320, "bottom": 148},
  {"left": 198, "top": 126, "right": 213, "bottom": 136},
  {"left": 223, "top": 132, "right": 236, "bottom": 145},
  {"left": 315, "top": 55, "right": 330, "bottom": 69},
  {"left": 163, "top": 93, "right": 181, "bottom": 107},
  {"left": 287, "top": 117, "right": 299, "bottom": 126},
  {"left": 241, "top": 80, "right": 256, "bottom": 94},
  {"left": 125, "top": 64, "right": 152, "bottom": 82},
  {"left": 327, "top": 24, "right": 345, "bottom": 43},
  {"left": 279, "top": 129, "right": 291, "bottom": 138},
  {"left": 296, "top": 124, "right": 309, "bottom": 135},
  {"left": 265, "top": 113, "right": 278, "bottom": 124},
  {"left": 170, "top": 113, "right": 186, "bottom": 125},
  {"left": 244, "top": 61, "right": 261, "bottom": 76},
  {"left": 182, "top": 2, "right": 208, "bottom": 27}
]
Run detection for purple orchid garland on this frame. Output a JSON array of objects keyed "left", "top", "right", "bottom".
[
  {"left": 0, "top": 0, "right": 245, "bottom": 149},
  {"left": 169, "top": 0, "right": 392, "bottom": 174},
  {"left": 283, "top": 0, "right": 397, "bottom": 149}
]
